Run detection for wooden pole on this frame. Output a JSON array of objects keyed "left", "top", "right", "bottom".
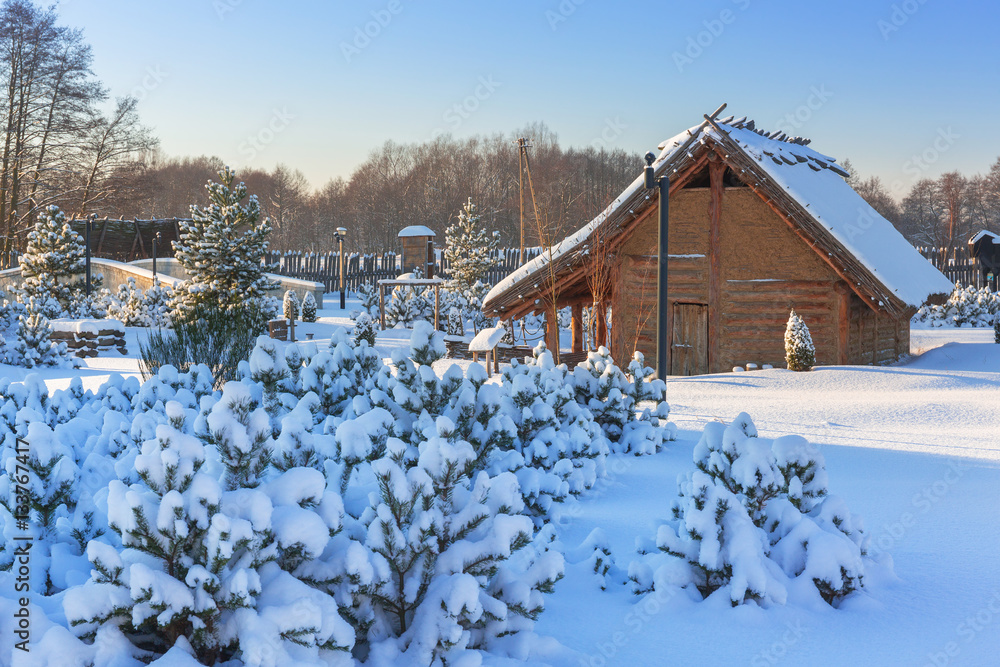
[
  {"left": 379, "top": 282, "right": 386, "bottom": 330},
  {"left": 571, "top": 303, "right": 583, "bottom": 352},
  {"left": 434, "top": 284, "right": 440, "bottom": 331},
  {"left": 545, "top": 313, "right": 559, "bottom": 357}
]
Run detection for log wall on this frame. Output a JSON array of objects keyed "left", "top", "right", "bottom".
[{"left": 608, "top": 167, "right": 908, "bottom": 374}]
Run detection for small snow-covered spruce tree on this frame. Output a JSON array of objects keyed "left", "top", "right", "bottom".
[
  {"left": 363, "top": 417, "right": 563, "bottom": 662},
  {"left": 203, "top": 382, "right": 272, "bottom": 490},
  {"left": 785, "top": 309, "right": 816, "bottom": 371},
  {"left": 171, "top": 166, "right": 278, "bottom": 326},
  {"left": 19, "top": 205, "right": 88, "bottom": 315},
  {"left": 353, "top": 311, "right": 377, "bottom": 347},
  {"left": 445, "top": 306, "right": 465, "bottom": 337},
  {"left": 107, "top": 276, "right": 148, "bottom": 326},
  {"left": 7, "top": 309, "right": 72, "bottom": 368},
  {"left": 357, "top": 281, "right": 379, "bottom": 317},
  {"left": 66, "top": 403, "right": 358, "bottom": 662},
  {"left": 634, "top": 413, "right": 869, "bottom": 608},
  {"left": 994, "top": 312, "right": 1000, "bottom": 344},
  {"left": 444, "top": 198, "right": 500, "bottom": 293},
  {"left": 301, "top": 290, "right": 318, "bottom": 322},
  {"left": 283, "top": 289, "right": 300, "bottom": 321}
]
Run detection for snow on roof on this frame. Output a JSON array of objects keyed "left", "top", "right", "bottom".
[
  {"left": 485, "top": 113, "right": 952, "bottom": 314},
  {"left": 397, "top": 225, "right": 436, "bottom": 238},
  {"left": 717, "top": 124, "right": 954, "bottom": 309},
  {"left": 969, "top": 230, "right": 1000, "bottom": 245}
]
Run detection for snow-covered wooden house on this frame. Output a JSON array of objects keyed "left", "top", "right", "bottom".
[{"left": 481, "top": 115, "right": 953, "bottom": 375}]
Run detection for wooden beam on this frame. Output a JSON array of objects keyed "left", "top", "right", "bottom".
[
  {"left": 835, "top": 282, "right": 851, "bottom": 365},
  {"left": 708, "top": 159, "right": 724, "bottom": 373},
  {"left": 571, "top": 303, "right": 583, "bottom": 353}
]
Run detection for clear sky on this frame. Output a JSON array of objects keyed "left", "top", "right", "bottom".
[{"left": 60, "top": 0, "right": 998, "bottom": 198}]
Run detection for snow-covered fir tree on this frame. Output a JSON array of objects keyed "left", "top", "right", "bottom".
[
  {"left": 353, "top": 311, "right": 377, "bottom": 347},
  {"left": 64, "top": 402, "right": 359, "bottom": 664},
  {"left": 171, "top": 166, "right": 278, "bottom": 325},
  {"left": 18, "top": 206, "right": 91, "bottom": 316},
  {"left": 361, "top": 417, "right": 564, "bottom": 663},
  {"left": 631, "top": 413, "right": 871, "bottom": 607},
  {"left": 995, "top": 312, "right": 1000, "bottom": 343},
  {"left": 785, "top": 309, "right": 815, "bottom": 371},
  {"left": 444, "top": 198, "right": 500, "bottom": 293},
  {"left": 356, "top": 281, "right": 379, "bottom": 317},
  {"left": 301, "top": 291, "right": 318, "bottom": 322},
  {"left": 283, "top": 289, "right": 300, "bottom": 321},
  {"left": 107, "top": 277, "right": 147, "bottom": 326},
  {"left": 6, "top": 309, "right": 73, "bottom": 368}
]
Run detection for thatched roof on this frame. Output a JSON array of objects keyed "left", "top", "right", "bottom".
[{"left": 483, "top": 114, "right": 953, "bottom": 320}]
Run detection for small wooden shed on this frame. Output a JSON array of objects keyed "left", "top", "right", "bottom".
[
  {"left": 482, "top": 114, "right": 953, "bottom": 375},
  {"left": 397, "top": 225, "right": 436, "bottom": 276},
  {"left": 968, "top": 230, "right": 1000, "bottom": 289}
]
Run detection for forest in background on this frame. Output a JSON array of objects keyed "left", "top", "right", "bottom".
[{"left": 1, "top": 0, "right": 998, "bottom": 258}]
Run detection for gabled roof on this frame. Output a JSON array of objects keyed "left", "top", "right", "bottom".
[
  {"left": 483, "top": 114, "right": 953, "bottom": 319},
  {"left": 969, "top": 230, "right": 1000, "bottom": 245}
]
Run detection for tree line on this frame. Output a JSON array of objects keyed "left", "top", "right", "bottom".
[
  {"left": 844, "top": 158, "right": 1000, "bottom": 250},
  {"left": 2, "top": 0, "right": 996, "bottom": 260}
]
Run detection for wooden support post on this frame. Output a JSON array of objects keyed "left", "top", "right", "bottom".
[
  {"left": 546, "top": 312, "right": 559, "bottom": 358},
  {"left": 492, "top": 347, "right": 499, "bottom": 375},
  {"left": 836, "top": 282, "right": 850, "bottom": 365},
  {"left": 379, "top": 283, "right": 386, "bottom": 330},
  {"left": 289, "top": 317, "right": 295, "bottom": 342},
  {"left": 708, "top": 158, "right": 725, "bottom": 374},
  {"left": 434, "top": 284, "right": 440, "bottom": 331},
  {"left": 571, "top": 303, "right": 583, "bottom": 352}
]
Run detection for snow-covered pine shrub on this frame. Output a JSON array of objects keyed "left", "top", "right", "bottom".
[
  {"left": 362, "top": 416, "right": 563, "bottom": 663},
  {"left": 202, "top": 382, "right": 273, "bottom": 490},
  {"left": 170, "top": 166, "right": 278, "bottom": 327},
  {"left": 143, "top": 280, "right": 174, "bottom": 327},
  {"left": 383, "top": 282, "right": 432, "bottom": 329},
  {"left": 444, "top": 198, "right": 499, "bottom": 293},
  {"left": 301, "top": 291, "right": 318, "bottom": 322},
  {"left": 65, "top": 403, "right": 359, "bottom": 663},
  {"left": 445, "top": 306, "right": 464, "bottom": 337},
  {"left": 498, "top": 342, "right": 608, "bottom": 516},
  {"left": 353, "top": 311, "right": 377, "bottom": 347},
  {"left": 296, "top": 327, "right": 386, "bottom": 416},
  {"left": 107, "top": 276, "right": 148, "bottom": 326},
  {"left": 0, "top": 420, "right": 87, "bottom": 593},
  {"left": 6, "top": 309, "right": 73, "bottom": 368},
  {"left": 785, "top": 309, "right": 815, "bottom": 371},
  {"left": 140, "top": 303, "right": 259, "bottom": 389},
  {"left": 357, "top": 281, "right": 379, "bottom": 317},
  {"left": 995, "top": 312, "right": 1000, "bottom": 343},
  {"left": 632, "top": 413, "right": 871, "bottom": 607},
  {"left": 283, "top": 289, "right": 300, "bottom": 321},
  {"left": 570, "top": 347, "right": 675, "bottom": 455},
  {"left": 18, "top": 205, "right": 88, "bottom": 315},
  {"left": 914, "top": 283, "right": 1000, "bottom": 327}
]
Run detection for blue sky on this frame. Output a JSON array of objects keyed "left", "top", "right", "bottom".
[{"left": 60, "top": 0, "right": 998, "bottom": 197}]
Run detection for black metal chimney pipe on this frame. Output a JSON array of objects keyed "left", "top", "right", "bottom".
[{"left": 643, "top": 151, "right": 669, "bottom": 380}]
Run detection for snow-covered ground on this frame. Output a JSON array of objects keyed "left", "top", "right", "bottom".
[{"left": 2, "top": 299, "right": 998, "bottom": 666}]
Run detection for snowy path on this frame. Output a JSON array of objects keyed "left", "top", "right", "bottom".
[{"left": 539, "top": 337, "right": 1000, "bottom": 667}]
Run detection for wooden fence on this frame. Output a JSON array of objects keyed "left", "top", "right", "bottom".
[
  {"left": 916, "top": 246, "right": 991, "bottom": 290},
  {"left": 263, "top": 247, "right": 540, "bottom": 292}
]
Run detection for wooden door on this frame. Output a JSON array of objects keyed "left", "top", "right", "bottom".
[{"left": 671, "top": 303, "right": 709, "bottom": 376}]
